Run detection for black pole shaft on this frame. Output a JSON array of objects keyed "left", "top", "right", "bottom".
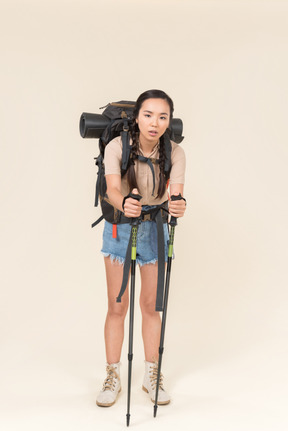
[
  {"left": 153, "top": 257, "right": 172, "bottom": 417},
  {"left": 126, "top": 221, "right": 139, "bottom": 427},
  {"left": 126, "top": 259, "right": 136, "bottom": 427},
  {"left": 154, "top": 218, "right": 177, "bottom": 418}
]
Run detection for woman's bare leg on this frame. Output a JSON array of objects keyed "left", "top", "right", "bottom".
[
  {"left": 104, "top": 257, "right": 129, "bottom": 364},
  {"left": 139, "top": 263, "right": 161, "bottom": 362}
]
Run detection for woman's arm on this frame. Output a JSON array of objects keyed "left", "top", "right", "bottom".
[
  {"left": 106, "top": 174, "right": 142, "bottom": 218},
  {"left": 169, "top": 183, "right": 186, "bottom": 218}
]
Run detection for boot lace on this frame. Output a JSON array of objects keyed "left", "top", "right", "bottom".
[
  {"left": 102, "top": 365, "right": 119, "bottom": 392},
  {"left": 149, "top": 362, "right": 164, "bottom": 391}
]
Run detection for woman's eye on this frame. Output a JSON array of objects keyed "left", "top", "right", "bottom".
[
  {"left": 160, "top": 116, "right": 168, "bottom": 120},
  {"left": 144, "top": 114, "right": 151, "bottom": 118}
]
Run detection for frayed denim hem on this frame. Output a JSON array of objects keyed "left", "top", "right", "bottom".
[
  {"left": 137, "top": 256, "right": 171, "bottom": 266},
  {"left": 101, "top": 252, "right": 125, "bottom": 265},
  {"left": 101, "top": 253, "right": 172, "bottom": 266},
  {"left": 137, "top": 258, "right": 158, "bottom": 267}
]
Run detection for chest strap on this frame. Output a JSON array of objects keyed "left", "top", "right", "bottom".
[{"left": 136, "top": 155, "right": 159, "bottom": 196}]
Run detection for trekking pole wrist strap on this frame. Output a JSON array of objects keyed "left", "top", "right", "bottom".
[
  {"left": 171, "top": 193, "right": 186, "bottom": 204},
  {"left": 122, "top": 192, "right": 143, "bottom": 211},
  {"left": 170, "top": 193, "right": 185, "bottom": 225}
]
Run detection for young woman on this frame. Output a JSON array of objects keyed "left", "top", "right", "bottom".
[{"left": 96, "top": 89, "right": 186, "bottom": 407}]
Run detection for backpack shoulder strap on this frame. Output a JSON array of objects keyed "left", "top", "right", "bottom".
[
  {"left": 163, "top": 132, "right": 172, "bottom": 176},
  {"left": 120, "top": 118, "right": 131, "bottom": 175}
]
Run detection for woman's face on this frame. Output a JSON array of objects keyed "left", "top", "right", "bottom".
[{"left": 136, "top": 98, "right": 170, "bottom": 146}]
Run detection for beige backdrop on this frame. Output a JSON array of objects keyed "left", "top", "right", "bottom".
[{"left": 1, "top": 1, "right": 287, "bottom": 430}]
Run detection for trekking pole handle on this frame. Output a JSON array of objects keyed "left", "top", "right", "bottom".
[
  {"left": 122, "top": 192, "right": 143, "bottom": 226},
  {"left": 129, "top": 192, "right": 142, "bottom": 202},
  {"left": 122, "top": 192, "right": 142, "bottom": 210},
  {"left": 131, "top": 193, "right": 142, "bottom": 226},
  {"left": 169, "top": 193, "right": 186, "bottom": 226}
]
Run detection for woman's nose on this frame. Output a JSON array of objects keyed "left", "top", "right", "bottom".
[{"left": 151, "top": 116, "right": 158, "bottom": 127}]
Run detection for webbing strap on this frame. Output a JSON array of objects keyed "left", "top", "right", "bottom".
[
  {"left": 91, "top": 214, "right": 104, "bottom": 228},
  {"left": 136, "top": 155, "right": 159, "bottom": 196},
  {"left": 116, "top": 230, "right": 133, "bottom": 303},
  {"left": 94, "top": 155, "right": 104, "bottom": 207},
  {"left": 120, "top": 122, "right": 130, "bottom": 174},
  {"left": 116, "top": 192, "right": 142, "bottom": 303},
  {"left": 155, "top": 210, "right": 165, "bottom": 312}
]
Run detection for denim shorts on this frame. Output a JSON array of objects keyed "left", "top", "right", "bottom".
[{"left": 101, "top": 218, "right": 169, "bottom": 266}]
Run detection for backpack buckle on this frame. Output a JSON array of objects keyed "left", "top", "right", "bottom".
[{"left": 142, "top": 213, "right": 151, "bottom": 222}]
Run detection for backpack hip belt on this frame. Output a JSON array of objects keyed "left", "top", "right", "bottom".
[{"left": 91, "top": 198, "right": 169, "bottom": 227}]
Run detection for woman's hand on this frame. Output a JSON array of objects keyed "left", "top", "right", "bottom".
[
  {"left": 168, "top": 194, "right": 186, "bottom": 218},
  {"left": 123, "top": 188, "right": 142, "bottom": 218}
]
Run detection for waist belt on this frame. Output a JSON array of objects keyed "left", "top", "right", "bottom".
[
  {"left": 91, "top": 199, "right": 168, "bottom": 227},
  {"left": 115, "top": 202, "right": 168, "bottom": 225}
]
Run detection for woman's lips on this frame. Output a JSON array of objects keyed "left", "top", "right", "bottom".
[{"left": 148, "top": 131, "right": 158, "bottom": 136}]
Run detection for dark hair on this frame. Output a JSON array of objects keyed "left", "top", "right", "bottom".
[{"left": 127, "top": 89, "right": 174, "bottom": 198}]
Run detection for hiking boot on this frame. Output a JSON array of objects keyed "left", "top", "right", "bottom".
[
  {"left": 96, "top": 362, "right": 121, "bottom": 407},
  {"left": 142, "top": 360, "right": 170, "bottom": 405}
]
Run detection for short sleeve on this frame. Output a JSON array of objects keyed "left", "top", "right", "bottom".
[
  {"left": 104, "top": 137, "right": 122, "bottom": 176},
  {"left": 169, "top": 142, "right": 186, "bottom": 184}
]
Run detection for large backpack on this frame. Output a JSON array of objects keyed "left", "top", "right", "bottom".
[
  {"left": 80, "top": 101, "right": 184, "bottom": 311},
  {"left": 79, "top": 101, "right": 184, "bottom": 227}
]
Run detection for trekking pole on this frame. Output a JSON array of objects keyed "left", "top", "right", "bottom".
[
  {"left": 153, "top": 193, "right": 183, "bottom": 418},
  {"left": 126, "top": 216, "right": 140, "bottom": 427},
  {"left": 116, "top": 192, "right": 142, "bottom": 427}
]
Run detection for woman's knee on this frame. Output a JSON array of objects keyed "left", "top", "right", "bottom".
[
  {"left": 107, "top": 299, "right": 129, "bottom": 319},
  {"left": 140, "top": 296, "right": 157, "bottom": 316}
]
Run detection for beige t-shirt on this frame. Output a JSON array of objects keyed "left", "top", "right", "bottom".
[{"left": 104, "top": 136, "right": 186, "bottom": 205}]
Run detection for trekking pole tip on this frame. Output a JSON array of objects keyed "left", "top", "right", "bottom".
[
  {"left": 126, "top": 413, "right": 130, "bottom": 426},
  {"left": 153, "top": 405, "right": 158, "bottom": 418}
]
